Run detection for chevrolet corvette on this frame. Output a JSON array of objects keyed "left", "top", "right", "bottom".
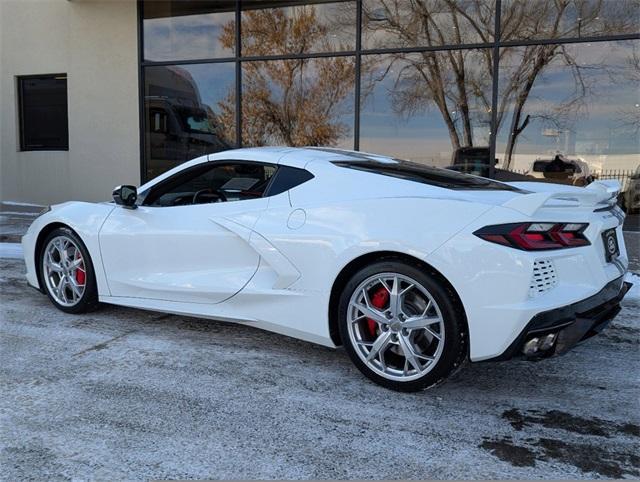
[{"left": 22, "top": 147, "right": 632, "bottom": 391}]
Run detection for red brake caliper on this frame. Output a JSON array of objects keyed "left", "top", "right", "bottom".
[
  {"left": 367, "top": 287, "right": 389, "bottom": 336},
  {"left": 75, "top": 252, "right": 85, "bottom": 285}
]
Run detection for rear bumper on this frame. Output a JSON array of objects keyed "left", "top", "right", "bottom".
[{"left": 485, "top": 276, "right": 631, "bottom": 361}]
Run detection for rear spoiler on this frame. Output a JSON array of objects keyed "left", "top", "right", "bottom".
[{"left": 502, "top": 180, "right": 621, "bottom": 216}]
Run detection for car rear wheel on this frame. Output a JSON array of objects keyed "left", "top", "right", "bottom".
[
  {"left": 338, "top": 260, "right": 467, "bottom": 392},
  {"left": 40, "top": 227, "right": 99, "bottom": 313}
]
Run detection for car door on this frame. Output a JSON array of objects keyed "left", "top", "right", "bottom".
[{"left": 99, "top": 160, "right": 277, "bottom": 304}]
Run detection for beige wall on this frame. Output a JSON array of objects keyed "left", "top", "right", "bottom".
[{"left": 0, "top": 0, "right": 139, "bottom": 205}]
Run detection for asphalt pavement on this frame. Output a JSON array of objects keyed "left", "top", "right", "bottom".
[
  {"left": 1, "top": 257, "right": 639, "bottom": 479},
  {"left": 1, "top": 205, "right": 639, "bottom": 479}
]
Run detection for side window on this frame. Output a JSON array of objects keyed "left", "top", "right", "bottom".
[
  {"left": 265, "top": 165, "right": 315, "bottom": 196},
  {"left": 149, "top": 108, "right": 168, "bottom": 133},
  {"left": 143, "top": 161, "right": 277, "bottom": 207}
]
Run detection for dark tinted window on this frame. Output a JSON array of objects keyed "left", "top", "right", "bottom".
[
  {"left": 532, "top": 159, "right": 580, "bottom": 174},
  {"left": 266, "top": 165, "right": 315, "bottom": 196},
  {"left": 333, "top": 159, "right": 523, "bottom": 191},
  {"left": 18, "top": 75, "right": 68, "bottom": 151},
  {"left": 144, "top": 161, "right": 277, "bottom": 207},
  {"left": 532, "top": 161, "right": 548, "bottom": 172}
]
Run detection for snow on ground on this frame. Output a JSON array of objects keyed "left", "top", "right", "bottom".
[
  {"left": 0, "top": 212, "right": 38, "bottom": 217},
  {"left": 0, "top": 243, "right": 23, "bottom": 259},
  {"left": 1, "top": 256, "right": 638, "bottom": 480},
  {"left": 625, "top": 271, "right": 640, "bottom": 301},
  {"left": 1, "top": 201, "right": 44, "bottom": 207}
]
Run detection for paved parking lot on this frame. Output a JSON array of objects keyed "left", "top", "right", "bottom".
[
  {"left": 1, "top": 206, "right": 639, "bottom": 479},
  {"left": 1, "top": 254, "right": 639, "bottom": 479}
]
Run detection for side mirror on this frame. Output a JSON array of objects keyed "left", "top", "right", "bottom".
[{"left": 113, "top": 185, "right": 138, "bottom": 209}]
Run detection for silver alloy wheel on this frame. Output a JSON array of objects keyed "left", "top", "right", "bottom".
[
  {"left": 42, "top": 235, "right": 86, "bottom": 307},
  {"left": 347, "top": 272, "right": 445, "bottom": 382}
]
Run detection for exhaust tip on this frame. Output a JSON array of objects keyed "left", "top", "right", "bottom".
[{"left": 522, "top": 333, "right": 558, "bottom": 356}]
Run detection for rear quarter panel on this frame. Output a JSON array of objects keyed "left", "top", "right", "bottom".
[
  {"left": 255, "top": 197, "right": 494, "bottom": 294},
  {"left": 246, "top": 195, "right": 493, "bottom": 346}
]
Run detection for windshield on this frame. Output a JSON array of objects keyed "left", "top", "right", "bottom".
[
  {"left": 532, "top": 161, "right": 549, "bottom": 172},
  {"left": 333, "top": 159, "right": 524, "bottom": 191},
  {"left": 175, "top": 106, "right": 215, "bottom": 134}
]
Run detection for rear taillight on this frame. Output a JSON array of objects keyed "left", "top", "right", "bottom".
[{"left": 474, "top": 222, "right": 590, "bottom": 250}]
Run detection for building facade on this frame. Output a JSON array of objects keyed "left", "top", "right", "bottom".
[
  {"left": 1, "top": 0, "right": 639, "bottom": 205},
  {"left": 1, "top": 0, "right": 139, "bottom": 205}
]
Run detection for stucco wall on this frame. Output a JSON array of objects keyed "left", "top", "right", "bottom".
[{"left": 0, "top": 0, "right": 139, "bottom": 205}]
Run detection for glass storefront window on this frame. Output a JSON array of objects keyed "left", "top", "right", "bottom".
[
  {"left": 240, "top": 1, "right": 356, "bottom": 56},
  {"left": 144, "top": 63, "right": 236, "bottom": 179},
  {"left": 362, "top": 0, "right": 495, "bottom": 50},
  {"left": 143, "top": 1, "right": 235, "bottom": 61},
  {"left": 496, "top": 40, "right": 640, "bottom": 177},
  {"left": 501, "top": 0, "right": 640, "bottom": 42},
  {"left": 241, "top": 57, "right": 355, "bottom": 148},
  {"left": 359, "top": 50, "right": 493, "bottom": 167},
  {"left": 139, "top": 1, "right": 640, "bottom": 182}
]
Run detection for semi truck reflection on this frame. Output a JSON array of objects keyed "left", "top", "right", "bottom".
[{"left": 146, "top": 66, "right": 231, "bottom": 178}]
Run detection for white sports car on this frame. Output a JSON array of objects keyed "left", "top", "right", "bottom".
[{"left": 22, "top": 147, "right": 632, "bottom": 391}]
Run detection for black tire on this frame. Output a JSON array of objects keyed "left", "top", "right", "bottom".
[
  {"left": 338, "top": 259, "right": 467, "bottom": 392},
  {"left": 617, "top": 193, "right": 627, "bottom": 213},
  {"left": 39, "top": 227, "right": 100, "bottom": 314}
]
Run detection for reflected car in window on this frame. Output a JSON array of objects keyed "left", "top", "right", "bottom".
[
  {"left": 526, "top": 155, "right": 595, "bottom": 186},
  {"left": 620, "top": 166, "right": 640, "bottom": 214}
]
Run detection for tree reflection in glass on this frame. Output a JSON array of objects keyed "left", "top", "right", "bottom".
[
  {"left": 360, "top": 50, "right": 492, "bottom": 166},
  {"left": 362, "top": 0, "right": 495, "bottom": 48},
  {"left": 361, "top": 1, "right": 496, "bottom": 165},
  {"left": 497, "top": 40, "right": 640, "bottom": 172},
  {"left": 360, "top": 0, "right": 639, "bottom": 171},
  {"left": 218, "top": 5, "right": 356, "bottom": 147}
]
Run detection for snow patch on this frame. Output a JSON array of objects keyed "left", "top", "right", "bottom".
[
  {"left": 0, "top": 243, "right": 23, "bottom": 259},
  {"left": 0, "top": 211, "right": 39, "bottom": 217},
  {"left": 1, "top": 201, "right": 44, "bottom": 207},
  {"left": 624, "top": 271, "right": 640, "bottom": 301}
]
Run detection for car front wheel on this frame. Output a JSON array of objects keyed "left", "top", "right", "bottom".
[
  {"left": 40, "top": 227, "right": 99, "bottom": 313},
  {"left": 338, "top": 260, "right": 467, "bottom": 392}
]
